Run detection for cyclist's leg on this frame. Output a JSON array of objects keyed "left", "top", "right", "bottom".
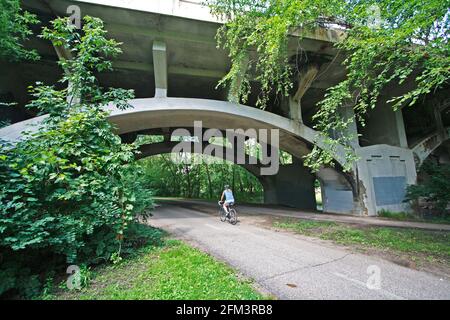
[{"left": 223, "top": 202, "right": 229, "bottom": 214}]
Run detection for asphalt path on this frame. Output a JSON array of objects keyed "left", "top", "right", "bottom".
[{"left": 149, "top": 203, "right": 450, "bottom": 300}]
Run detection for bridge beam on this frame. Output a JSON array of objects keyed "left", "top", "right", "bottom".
[
  {"left": 290, "top": 64, "right": 319, "bottom": 123},
  {"left": 336, "top": 105, "right": 359, "bottom": 149},
  {"left": 53, "top": 44, "right": 80, "bottom": 105},
  {"left": 227, "top": 55, "right": 249, "bottom": 104},
  {"left": 434, "top": 105, "right": 445, "bottom": 138},
  {"left": 412, "top": 127, "right": 450, "bottom": 167}
]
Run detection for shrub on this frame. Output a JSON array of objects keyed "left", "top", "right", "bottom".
[
  {"left": 406, "top": 161, "right": 450, "bottom": 214},
  {"left": 0, "top": 16, "right": 153, "bottom": 298}
]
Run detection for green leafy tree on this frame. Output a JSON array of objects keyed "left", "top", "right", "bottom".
[
  {"left": 206, "top": 0, "right": 449, "bottom": 171},
  {"left": 138, "top": 152, "right": 264, "bottom": 203},
  {"left": 406, "top": 161, "right": 450, "bottom": 214},
  {"left": 0, "top": 16, "right": 151, "bottom": 298},
  {"left": 0, "top": 0, "right": 39, "bottom": 61},
  {"left": 0, "top": 0, "right": 40, "bottom": 127}
]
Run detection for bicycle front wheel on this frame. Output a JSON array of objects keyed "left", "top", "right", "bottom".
[
  {"left": 229, "top": 209, "right": 237, "bottom": 225},
  {"left": 220, "top": 209, "right": 227, "bottom": 222}
]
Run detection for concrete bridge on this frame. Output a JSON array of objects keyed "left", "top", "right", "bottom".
[{"left": 0, "top": 0, "right": 449, "bottom": 216}]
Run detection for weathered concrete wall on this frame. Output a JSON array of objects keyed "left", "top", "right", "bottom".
[
  {"left": 360, "top": 103, "right": 408, "bottom": 148},
  {"left": 261, "top": 159, "right": 316, "bottom": 210},
  {"left": 316, "top": 167, "right": 357, "bottom": 214},
  {"left": 355, "top": 145, "right": 417, "bottom": 215}
]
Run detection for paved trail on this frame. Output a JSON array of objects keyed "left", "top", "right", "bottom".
[
  {"left": 161, "top": 198, "right": 450, "bottom": 231},
  {"left": 149, "top": 204, "right": 450, "bottom": 300}
]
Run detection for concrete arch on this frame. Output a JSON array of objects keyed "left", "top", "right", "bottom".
[
  {"left": 0, "top": 97, "right": 358, "bottom": 213},
  {"left": 137, "top": 141, "right": 265, "bottom": 178},
  {"left": 0, "top": 97, "right": 347, "bottom": 168},
  {"left": 411, "top": 127, "right": 450, "bottom": 166},
  {"left": 137, "top": 141, "right": 321, "bottom": 211}
]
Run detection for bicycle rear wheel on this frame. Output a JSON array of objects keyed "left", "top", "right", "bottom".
[{"left": 229, "top": 208, "right": 237, "bottom": 225}]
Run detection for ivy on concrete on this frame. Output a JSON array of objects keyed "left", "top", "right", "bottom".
[{"left": 206, "top": 0, "right": 449, "bottom": 171}]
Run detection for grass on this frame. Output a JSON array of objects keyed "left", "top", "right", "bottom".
[
  {"left": 274, "top": 219, "right": 450, "bottom": 266},
  {"left": 378, "top": 209, "right": 450, "bottom": 225},
  {"left": 57, "top": 239, "right": 264, "bottom": 300}
]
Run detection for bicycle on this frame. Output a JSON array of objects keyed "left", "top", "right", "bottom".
[{"left": 218, "top": 201, "right": 237, "bottom": 225}]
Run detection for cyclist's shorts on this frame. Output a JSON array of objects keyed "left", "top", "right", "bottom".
[{"left": 224, "top": 200, "right": 234, "bottom": 205}]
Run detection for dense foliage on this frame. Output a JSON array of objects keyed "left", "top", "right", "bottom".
[
  {"left": 0, "top": 17, "right": 153, "bottom": 298},
  {"left": 0, "top": 0, "right": 39, "bottom": 61},
  {"left": 406, "top": 161, "right": 450, "bottom": 214},
  {"left": 206, "top": 0, "right": 449, "bottom": 171},
  {"left": 139, "top": 154, "right": 264, "bottom": 203}
]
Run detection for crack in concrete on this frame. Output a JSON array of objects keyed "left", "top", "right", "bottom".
[{"left": 260, "top": 253, "right": 352, "bottom": 282}]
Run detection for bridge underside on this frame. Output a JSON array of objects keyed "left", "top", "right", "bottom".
[
  {"left": 0, "top": 96, "right": 432, "bottom": 216},
  {"left": 1, "top": 0, "right": 449, "bottom": 217},
  {"left": 137, "top": 140, "right": 356, "bottom": 213},
  {"left": 110, "top": 98, "right": 362, "bottom": 214}
]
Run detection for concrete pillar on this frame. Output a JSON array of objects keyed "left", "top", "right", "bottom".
[
  {"left": 395, "top": 109, "right": 408, "bottom": 148},
  {"left": 53, "top": 44, "right": 83, "bottom": 105},
  {"left": 354, "top": 145, "right": 417, "bottom": 216},
  {"left": 288, "top": 64, "right": 319, "bottom": 123},
  {"left": 434, "top": 107, "right": 445, "bottom": 138},
  {"left": 152, "top": 41, "right": 168, "bottom": 98},
  {"left": 336, "top": 105, "right": 359, "bottom": 148},
  {"left": 260, "top": 158, "right": 316, "bottom": 210},
  {"left": 227, "top": 55, "right": 249, "bottom": 104},
  {"left": 289, "top": 97, "right": 303, "bottom": 123},
  {"left": 316, "top": 167, "right": 358, "bottom": 214},
  {"left": 361, "top": 102, "right": 408, "bottom": 148}
]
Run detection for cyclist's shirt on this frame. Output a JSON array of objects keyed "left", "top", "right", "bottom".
[{"left": 224, "top": 189, "right": 235, "bottom": 203}]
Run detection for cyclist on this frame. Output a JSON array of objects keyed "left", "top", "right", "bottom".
[{"left": 220, "top": 185, "right": 235, "bottom": 216}]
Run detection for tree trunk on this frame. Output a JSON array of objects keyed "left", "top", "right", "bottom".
[
  {"left": 186, "top": 165, "right": 191, "bottom": 198},
  {"left": 238, "top": 171, "right": 244, "bottom": 193},
  {"left": 232, "top": 165, "right": 235, "bottom": 191},
  {"left": 205, "top": 163, "right": 213, "bottom": 199}
]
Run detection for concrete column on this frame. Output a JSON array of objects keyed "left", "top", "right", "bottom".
[
  {"left": 316, "top": 167, "right": 358, "bottom": 214},
  {"left": 289, "top": 97, "right": 303, "bottom": 123},
  {"left": 395, "top": 109, "right": 408, "bottom": 148},
  {"left": 360, "top": 102, "right": 408, "bottom": 148},
  {"left": 152, "top": 41, "right": 168, "bottom": 98},
  {"left": 336, "top": 105, "right": 359, "bottom": 148},
  {"left": 354, "top": 145, "right": 417, "bottom": 216},
  {"left": 434, "top": 107, "right": 445, "bottom": 138},
  {"left": 53, "top": 44, "right": 81, "bottom": 105},
  {"left": 289, "top": 64, "right": 319, "bottom": 123},
  {"left": 227, "top": 55, "right": 249, "bottom": 104}
]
